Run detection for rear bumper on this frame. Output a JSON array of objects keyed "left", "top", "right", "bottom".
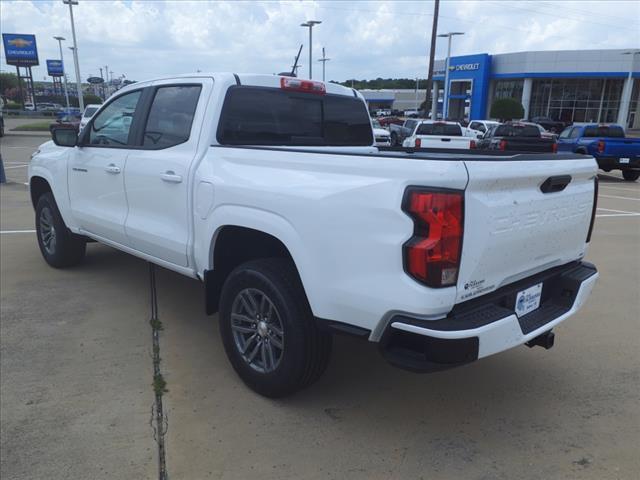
[
  {"left": 596, "top": 156, "right": 640, "bottom": 170},
  {"left": 379, "top": 261, "right": 598, "bottom": 372}
]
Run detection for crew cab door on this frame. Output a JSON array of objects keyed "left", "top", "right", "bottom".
[
  {"left": 123, "top": 80, "right": 210, "bottom": 267},
  {"left": 68, "top": 89, "right": 143, "bottom": 245}
]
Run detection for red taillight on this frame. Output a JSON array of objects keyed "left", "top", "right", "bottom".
[
  {"left": 597, "top": 140, "right": 605, "bottom": 153},
  {"left": 586, "top": 176, "right": 598, "bottom": 242},
  {"left": 470, "top": 140, "right": 476, "bottom": 149},
  {"left": 415, "top": 138, "right": 422, "bottom": 148},
  {"left": 499, "top": 139, "right": 507, "bottom": 151},
  {"left": 280, "top": 77, "right": 326, "bottom": 94},
  {"left": 402, "top": 188, "right": 464, "bottom": 288},
  {"left": 551, "top": 142, "right": 558, "bottom": 153}
]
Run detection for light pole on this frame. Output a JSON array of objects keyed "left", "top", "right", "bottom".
[
  {"left": 63, "top": 0, "right": 84, "bottom": 111},
  {"left": 437, "top": 31, "right": 464, "bottom": 119},
  {"left": 53, "top": 36, "right": 70, "bottom": 111},
  {"left": 300, "top": 20, "right": 321, "bottom": 79},
  {"left": 317, "top": 47, "right": 330, "bottom": 82}
]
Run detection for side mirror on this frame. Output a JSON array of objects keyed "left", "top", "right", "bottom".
[{"left": 51, "top": 127, "right": 78, "bottom": 147}]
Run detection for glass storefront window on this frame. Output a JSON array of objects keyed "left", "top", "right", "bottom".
[
  {"left": 493, "top": 80, "right": 523, "bottom": 101},
  {"left": 529, "top": 78, "right": 625, "bottom": 124}
]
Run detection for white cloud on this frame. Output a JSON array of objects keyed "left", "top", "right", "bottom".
[{"left": 1, "top": 0, "right": 638, "bottom": 83}]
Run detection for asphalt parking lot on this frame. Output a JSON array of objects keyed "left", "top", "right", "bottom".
[{"left": 1, "top": 132, "right": 639, "bottom": 480}]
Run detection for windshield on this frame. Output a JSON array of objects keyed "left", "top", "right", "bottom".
[
  {"left": 583, "top": 125, "right": 625, "bottom": 138},
  {"left": 217, "top": 86, "right": 373, "bottom": 146},
  {"left": 415, "top": 123, "right": 462, "bottom": 136}
]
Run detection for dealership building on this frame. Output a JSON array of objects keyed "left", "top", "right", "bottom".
[{"left": 360, "top": 49, "right": 640, "bottom": 129}]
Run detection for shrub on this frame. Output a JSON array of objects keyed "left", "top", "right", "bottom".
[{"left": 490, "top": 98, "right": 525, "bottom": 121}]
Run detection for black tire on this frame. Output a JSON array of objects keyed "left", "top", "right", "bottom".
[
  {"left": 219, "top": 258, "right": 332, "bottom": 398},
  {"left": 622, "top": 170, "right": 640, "bottom": 181},
  {"left": 35, "top": 192, "right": 86, "bottom": 268}
]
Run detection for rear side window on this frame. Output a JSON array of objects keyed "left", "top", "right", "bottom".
[
  {"left": 494, "top": 124, "right": 540, "bottom": 138},
  {"left": 583, "top": 126, "right": 624, "bottom": 138},
  {"left": 143, "top": 85, "right": 201, "bottom": 149},
  {"left": 415, "top": 123, "right": 462, "bottom": 136},
  {"left": 217, "top": 86, "right": 373, "bottom": 146}
]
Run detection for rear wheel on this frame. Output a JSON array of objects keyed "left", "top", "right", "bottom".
[
  {"left": 219, "top": 258, "right": 332, "bottom": 397},
  {"left": 35, "top": 192, "right": 86, "bottom": 267},
  {"left": 622, "top": 170, "right": 640, "bottom": 181}
]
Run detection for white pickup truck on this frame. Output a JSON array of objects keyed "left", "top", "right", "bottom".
[
  {"left": 29, "top": 73, "right": 599, "bottom": 397},
  {"left": 402, "top": 120, "right": 476, "bottom": 149}
]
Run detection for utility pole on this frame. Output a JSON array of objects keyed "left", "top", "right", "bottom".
[
  {"left": 300, "top": 20, "right": 321, "bottom": 79},
  {"left": 318, "top": 47, "right": 330, "bottom": 82},
  {"left": 427, "top": 0, "right": 440, "bottom": 119},
  {"left": 63, "top": 0, "right": 84, "bottom": 111},
  {"left": 53, "top": 36, "right": 71, "bottom": 111}
]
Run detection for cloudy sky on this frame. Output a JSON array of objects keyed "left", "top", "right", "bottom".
[{"left": 1, "top": 0, "right": 639, "bottom": 83}]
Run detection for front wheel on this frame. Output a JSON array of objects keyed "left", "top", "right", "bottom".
[
  {"left": 219, "top": 258, "right": 332, "bottom": 397},
  {"left": 35, "top": 192, "right": 86, "bottom": 267},
  {"left": 622, "top": 170, "right": 640, "bottom": 181}
]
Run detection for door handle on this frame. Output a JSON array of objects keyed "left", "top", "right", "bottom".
[
  {"left": 160, "top": 171, "right": 183, "bottom": 183},
  {"left": 105, "top": 164, "right": 121, "bottom": 174}
]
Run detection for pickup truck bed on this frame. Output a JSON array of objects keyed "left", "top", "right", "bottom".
[{"left": 29, "top": 72, "right": 599, "bottom": 397}]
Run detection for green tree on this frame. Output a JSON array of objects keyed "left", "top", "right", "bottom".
[{"left": 490, "top": 98, "right": 525, "bottom": 121}]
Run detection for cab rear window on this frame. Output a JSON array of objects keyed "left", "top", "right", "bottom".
[
  {"left": 415, "top": 123, "right": 462, "bottom": 136},
  {"left": 583, "top": 126, "right": 624, "bottom": 138},
  {"left": 494, "top": 124, "right": 540, "bottom": 137},
  {"left": 217, "top": 86, "right": 373, "bottom": 146}
]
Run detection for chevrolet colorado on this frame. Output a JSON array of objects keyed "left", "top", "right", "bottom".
[{"left": 29, "top": 73, "right": 599, "bottom": 397}]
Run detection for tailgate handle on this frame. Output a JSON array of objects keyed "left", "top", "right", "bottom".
[
  {"left": 540, "top": 175, "right": 572, "bottom": 193},
  {"left": 440, "top": 138, "right": 451, "bottom": 142}
]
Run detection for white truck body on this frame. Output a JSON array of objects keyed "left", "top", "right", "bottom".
[
  {"left": 29, "top": 73, "right": 599, "bottom": 394},
  {"left": 402, "top": 120, "right": 476, "bottom": 150}
]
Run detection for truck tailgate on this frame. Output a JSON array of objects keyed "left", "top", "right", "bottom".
[
  {"left": 457, "top": 157, "right": 597, "bottom": 303},
  {"left": 603, "top": 138, "right": 640, "bottom": 158}
]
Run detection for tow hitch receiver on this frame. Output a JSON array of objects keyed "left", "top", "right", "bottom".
[{"left": 526, "top": 330, "right": 555, "bottom": 350}]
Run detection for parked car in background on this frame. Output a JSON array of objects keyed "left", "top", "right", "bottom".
[
  {"left": 404, "top": 109, "right": 420, "bottom": 118},
  {"left": 466, "top": 120, "right": 501, "bottom": 139},
  {"left": 531, "top": 123, "right": 559, "bottom": 141},
  {"left": 377, "top": 116, "right": 403, "bottom": 128},
  {"left": 29, "top": 72, "right": 599, "bottom": 397},
  {"left": 375, "top": 109, "right": 391, "bottom": 117},
  {"left": 79, "top": 104, "right": 102, "bottom": 130},
  {"left": 556, "top": 123, "right": 640, "bottom": 181},
  {"left": 371, "top": 119, "right": 391, "bottom": 146},
  {"left": 49, "top": 114, "right": 80, "bottom": 134},
  {"left": 24, "top": 102, "right": 35, "bottom": 111},
  {"left": 477, "top": 122, "right": 557, "bottom": 153},
  {"left": 402, "top": 120, "right": 476, "bottom": 150},
  {"left": 39, "top": 102, "right": 63, "bottom": 112},
  {"left": 389, "top": 118, "right": 421, "bottom": 146},
  {"left": 529, "top": 116, "right": 568, "bottom": 133}
]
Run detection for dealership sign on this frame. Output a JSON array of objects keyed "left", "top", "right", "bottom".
[
  {"left": 87, "top": 76, "right": 104, "bottom": 84},
  {"left": 451, "top": 63, "right": 480, "bottom": 72},
  {"left": 2, "top": 33, "right": 39, "bottom": 66},
  {"left": 46, "top": 59, "right": 64, "bottom": 77}
]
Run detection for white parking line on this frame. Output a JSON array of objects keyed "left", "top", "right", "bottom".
[
  {"left": 596, "top": 213, "right": 640, "bottom": 217},
  {"left": 3, "top": 164, "right": 29, "bottom": 169},
  {"left": 599, "top": 194, "right": 640, "bottom": 202},
  {"left": 600, "top": 185, "right": 640, "bottom": 193},
  {"left": 0, "top": 230, "right": 36, "bottom": 234},
  {"left": 597, "top": 207, "right": 640, "bottom": 214}
]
